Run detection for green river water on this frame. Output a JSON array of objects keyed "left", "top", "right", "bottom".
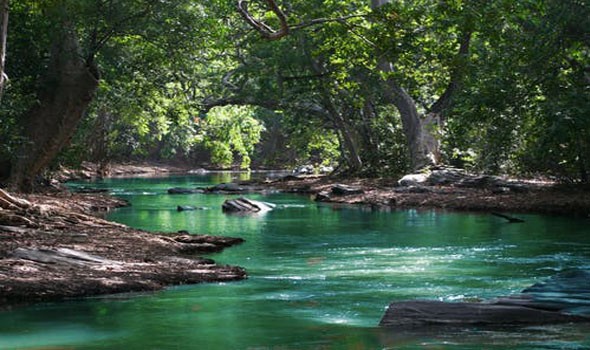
[{"left": 1, "top": 173, "right": 589, "bottom": 349}]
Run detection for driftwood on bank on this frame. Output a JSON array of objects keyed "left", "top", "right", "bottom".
[{"left": 380, "top": 269, "right": 590, "bottom": 328}]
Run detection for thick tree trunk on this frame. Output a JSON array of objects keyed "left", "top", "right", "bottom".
[
  {"left": 371, "top": 1, "right": 470, "bottom": 170},
  {"left": 0, "top": 0, "right": 8, "bottom": 100},
  {"left": 9, "top": 26, "right": 99, "bottom": 192},
  {"left": 371, "top": 2, "right": 438, "bottom": 170},
  {"left": 379, "top": 61, "right": 437, "bottom": 169}
]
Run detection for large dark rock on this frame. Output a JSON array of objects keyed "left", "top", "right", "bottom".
[
  {"left": 168, "top": 187, "right": 204, "bottom": 195},
  {"left": 177, "top": 205, "right": 208, "bottom": 211},
  {"left": 379, "top": 300, "right": 588, "bottom": 327},
  {"left": 331, "top": 184, "right": 364, "bottom": 196},
  {"left": 397, "top": 168, "right": 537, "bottom": 193},
  {"left": 205, "top": 182, "right": 265, "bottom": 194},
  {"left": 221, "top": 197, "right": 275, "bottom": 213},
  {"left": 520, "top": 269, "right": 590, "bottom": 315},
  {"left": 380, "top": 269, "right": 590, "bottom": 328}
]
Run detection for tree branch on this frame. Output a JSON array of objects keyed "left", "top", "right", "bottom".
[
  {"left": 428, "top": 30, "right": 472, "bottom": 115},
  {"left": 290, "top": 14, "right": 367, "bottom": 31},
  {"left": 237, "top": 0, "right": 367, "bottom": 41},
  {"left": 237, "top": 0, "right": 289, "bottom": 41}
]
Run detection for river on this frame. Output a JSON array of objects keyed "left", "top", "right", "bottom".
[{"left": 1, "top": 173, "right": 589, "bottom": 349}]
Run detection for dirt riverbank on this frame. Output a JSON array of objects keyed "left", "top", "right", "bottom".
[
  {"left": 261, "top": 176, "right": 590, "bottom": 218},
  {"left": 0, "top": 189, "right": 245, "bottom": 309},
  {"left": 1, "top": 162, "right": 589, "bottom": 310}
]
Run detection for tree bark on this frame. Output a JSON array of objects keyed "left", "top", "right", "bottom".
[
  {"left": 0, "top": 0, "right": 8, "bottom": 101},
  {"left": 370, "top": 1, "right": 435, "bottom": 170},
  {"left": 378, "top": 60, "right": 434, "bottom": 169},
  {"left": 372, "top": 1, "right": 471, "bottom": 170},
  {"left": 9, "top": 26, "right": 99, "bottom": 192}
]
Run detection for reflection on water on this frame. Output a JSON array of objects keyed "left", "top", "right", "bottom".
[{"left": 1, "top": 174, "right": 589, "bottom": 349}]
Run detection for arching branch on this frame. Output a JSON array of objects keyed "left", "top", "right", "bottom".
[
  {"left": 237, "top": 0, "right": 367, "bottom": 41},
  {"left": 237, "top": 0, "right": 289, "bottom": 41},
  {"left": 428, "top": 30, "right": 472, "bottom": 115}
]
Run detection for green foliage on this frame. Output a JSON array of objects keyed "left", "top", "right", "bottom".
[
  {"left": 2, "top": 0, "right": 588, "bottom": 182},
  {"left": 445, "top": 0, "right": 590, "bottom": 180},
  {"left": 201, "top": 106, "right": 264, "bottom": 169}
]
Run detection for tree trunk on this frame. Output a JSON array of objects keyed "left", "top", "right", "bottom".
[
  {"left": 371, "top": 2, "right": 437, "bottom": 170},
  {"left": 378, "top": 61, "right": 437, "bottom": 170},
  {"left": 9, "top": 26, "right": 99, "bottom": 192},
  {"left": 371, "top": 1, "right": 470, "bottom": 170},
  {"left": 0, "top": 0, "right": 8, "bottom": 101}
]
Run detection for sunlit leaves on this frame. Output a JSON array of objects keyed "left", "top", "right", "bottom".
[{"left": 201, "top": 106, "right": 264, "bottom": 169}]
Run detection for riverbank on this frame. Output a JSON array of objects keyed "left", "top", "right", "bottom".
[
  {"left": 77, "top": 161, "right": 590, "bottom": 217},
  {"left": 259, "top": 174, "right": 590, "bottom": 218},
  {"left": 0, "top": 189, "right": 245, "bottom": 309}
]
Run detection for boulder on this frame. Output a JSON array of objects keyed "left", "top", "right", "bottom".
[
  {"left": 177, "top": 205, "right": 208, "bottom": 211},
  {"left": 331, "top": 184, "right": 364, "bottom": 196},
  {"left": 380, "top": 269, "right": 590, "bottom": 328},
  {"left": 222, "top": 197, "right": 275, "bottom": 213},
  {"left": 207, "top": 183, "right": 245, "bottom": 193},
  {"left": 521, "top": 269, "right": 590, "bottom": 315},
  {"left": 293, "top": 165, "right": 315, "bottom": 175},
  {"left": 177, "top": 205, "right": 195, "bottom": 211},
  {"left": 73, "top": 187, "right": 109, "bottom": 194},
  {"left": 204, "top": 182, "right": 266, "bottom": 194},
  {"left": 168, "top": 187, "right": 204, "bottom": 195},
  {"left": 427, "top": 168, "right": 468, "bottom": 186},
  {"left": 398, "top": 173, "right": 429, "bottom": 187},
  {"left": 314, "top": 191, "right": 331, "bottom": 202},
  {"left": 379, "top": 300, "right": 588, "bottom": 327}
]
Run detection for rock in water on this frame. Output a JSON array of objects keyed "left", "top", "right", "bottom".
[
  {"left": 177, "top": 205, "right": 208, "bottom": 212},
  {"left": 168, "top": 187, "right": 203, "bottom": 194},
  {"left": 379, "top": 300, "right": 588, "bottom": 327},
  {"left": 222, "top": 197, "right": 275, "bottom": 213},
  {"left": 380, "top": 269, "right": 590, "bottom": 328},
  {"left": 521, "top": 269, "right": 590, "bottom": 315},
  {"left": 177, "top": 205, "right": 196, "bottom": 211}
]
